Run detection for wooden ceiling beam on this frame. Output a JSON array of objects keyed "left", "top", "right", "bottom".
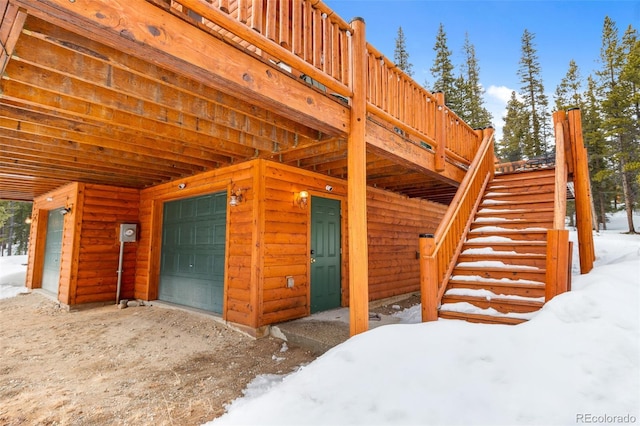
[
  {"left": 0, "top": 80, "right": 252, "bottom": 163},
  {"left": 3, "top": 61, "right": 269, "bottom": 158},
  {"left": 16, "top": 0, "right": 350, "bottom": 136},
  {"left": 277, "top": 138, "right": 346, "bottom": 163},
  {"left": 0, "top": 106, "right": 223, "bottom": 173},
  {"left": 23, "top": 17, "right": 326, "bottom": 143},
  {"left": 0, "top": 135, "right": 191, "bottom": 180},
  {"left": 0, "top": 159, "right": 149, "bottom": 187},
  {"left": 294, "top": 152, "right": 348, "bottom": 169},
  {"left": 14, "top": 32, "right": 316, "bottom": 153},
  {"left": 0, "top": 175, "right": 63, "bottom": 201},
  {"left": 366, "top": 120, "right": 463, "bottom": 186},
  {"left": 0, "top": 148, "right": 170, "bottom": 184},
  {"left": 0, "top": 101, "right": 232, "bottom": 167},
  {"left": 309, "top": 158, "right": 349, "bottom": 173},
  {"left": 0, "top": 3, "right": 26, "bottom": 75}
]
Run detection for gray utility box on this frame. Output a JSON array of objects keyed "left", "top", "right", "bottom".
[{"left": 119, "top": 223, "right": 138, "bottom": 243}]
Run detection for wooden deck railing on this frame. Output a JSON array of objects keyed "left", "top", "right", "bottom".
[
  {"left": 419, "top": 127, "right": 495, "bottom": 321},
  {"left": 153, "top": 0, "right": 483, "bottom": 171},
  {"left": 154, "top": 0, "right": 353, "bottom": 97},
  {"left": 365, "top": 43, "right": 480, "bottom": 167}
]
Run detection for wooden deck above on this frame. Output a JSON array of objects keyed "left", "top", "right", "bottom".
[{"left": 1, "top": 0, "right": 479, "bottom": 204}]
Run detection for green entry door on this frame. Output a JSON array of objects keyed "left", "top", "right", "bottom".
[
  {"left": 42, "top": 208, "right": 64, "bottom": 295},
  {"left": 310, "top": 197, "right": 341, "bottom": 313},
  {"left": 159, "top": 192, "right": 227, "bottom": 313}
]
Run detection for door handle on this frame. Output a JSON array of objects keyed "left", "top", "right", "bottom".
[{"left": 310, "top": 258, "right": 316, "bottom": 263}]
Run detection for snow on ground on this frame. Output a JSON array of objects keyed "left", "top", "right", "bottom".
[
  {"left": 0, "top": 213, "right": 638, "bottom": 425},
  {"left": 0, "top": 254, "right": 28, "bottom": 299},
  {"left": 208, "top": 211, "right": 640, "bottom": 426}
]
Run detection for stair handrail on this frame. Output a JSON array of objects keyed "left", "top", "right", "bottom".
[{"left": 419, "top": 127, "right": 495, "bottom": 321}]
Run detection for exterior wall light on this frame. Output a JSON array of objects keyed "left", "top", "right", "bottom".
[
  {"left": 296, "top": 190, "right": 309, "bottom": 208},
  {"left": 229, "top": 186, "right": 246, "bottom": 206}
]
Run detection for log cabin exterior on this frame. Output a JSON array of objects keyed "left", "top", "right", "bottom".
[{"left": 1, "top": 0, "right": 594, "bottom": 336}]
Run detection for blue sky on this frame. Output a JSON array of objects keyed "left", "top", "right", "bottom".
[{"left": 324, "top": 0, "right": 639, "bottom": 137}]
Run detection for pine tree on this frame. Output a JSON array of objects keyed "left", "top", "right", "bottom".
[
  {"left": 430, "top": 23, "right": 455, "bottom": 99},
  {"left": 498, "top": 91, "right": 528, "bottom": 162},
  {"left": 447, "top": 74, "right": 466, "bottom": 116},
  {"left": 457, "top": 34, "right": 492, "bottom": 128},
  {"left": 583, "top": 75, "right": 615, "bottom": 230},
  {"left": 517, "top": 29, "right": 550, "bottom": 159},
  {"left": 554, "top": 60, "right": 583, "bottom": 111},
  {"left": 597, "top": 18, "right": 638, "bottom": 233},
  {"left": 620, "top": 31, "right": 640, "bottom": 185},
  {"left": 393, "top": 26, "right": 413, "bottom": 76},
  {"left": 0, "top": 201, "right": 32, "bottom": 256}
]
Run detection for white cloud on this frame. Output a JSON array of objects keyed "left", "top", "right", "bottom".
[
  {"left": 486, "top": 85, "right": 515, "bottom": 104},
  {"left": 484, "top": 85, "right": 518, "bottom": 141}
]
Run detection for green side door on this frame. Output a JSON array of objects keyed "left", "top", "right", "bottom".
[
  {"left": 159, "top": 192, "right": 227, "bottom": 313},
  {"left": 310, "top": 197, "right": 341, "bottom": 313},
  {"left": 42, "top": 208, "right": 64, "bottom": 295}
]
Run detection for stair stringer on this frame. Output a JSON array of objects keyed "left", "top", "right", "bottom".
[{"left": 434, "top": 172, "right": 492, "bottom": 303}]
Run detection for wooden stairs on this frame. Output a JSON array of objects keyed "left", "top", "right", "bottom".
[{"left": 438, "top": 168, "right": 556, "bottom": 325}]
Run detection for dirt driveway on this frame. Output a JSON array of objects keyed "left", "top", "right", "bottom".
[{"left": 0, "top": 292, "right": 317, "bottom": 425}]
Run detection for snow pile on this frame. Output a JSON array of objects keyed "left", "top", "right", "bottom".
[
  {"left": 208, "top": 211, "right": 640, "bottom": 426},
  {"left": 0, "top": 254, "right": 29, "bottom": 299},
  {"left": 0, "top": 214, "right": 637, "bottom": 425}
]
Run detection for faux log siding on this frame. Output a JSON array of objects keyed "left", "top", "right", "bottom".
[
  {"left": 259, "top": 161, "right": 446, "bottom": 326},
  {"left": 26, "top": 183, "right": 79, "bottom": 305},
  {"left": 364, "top": 187, "right": 447, "bottom": 301},
  {"left": 73, "top": 184, "right": 140, "bottom": 305},
  {"left": 260, "top": 162, "right": 347, "bottom": 326},
  {"left": 225, "top": 181, "right": 255, "bottom": 326},
  {"left": 135, "top": 162, "right": 255, "bottom": 327}
]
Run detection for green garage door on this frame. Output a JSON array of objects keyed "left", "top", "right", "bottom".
[
  {"left": 159, "top": 192, "right": 227, "bottom": 313},
  {"left": 42, "top": 208, "right": 64, "bottom": 295}
]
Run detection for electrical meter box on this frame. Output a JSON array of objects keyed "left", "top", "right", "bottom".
[{"left": 119, "top": 223, "right": 137, "bottom": 243}]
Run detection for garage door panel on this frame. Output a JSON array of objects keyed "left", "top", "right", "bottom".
[
  {"left": 194, "top": 223, "right": 212, "bottom": 245},
  {"left": 159, "top": 192, "right": 227, "bottom": 313}
]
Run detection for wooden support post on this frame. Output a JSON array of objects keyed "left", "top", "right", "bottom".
[
  {"left": 545, "top": 229, "right": 570, "bottom": 302},
  {"left": 567, "top": 108, "right": 595, "bottom": 274},
  {"left": 347, "top": 17, "right": 369, "bottom": 336},
  {"left": 552, "top": 110, "right": 568, "bottom": 230},
  {"left": 419, "top": 234, "right": 438, "bottom": 322},
  {"left": 434, "top": 91, "right": 446, "bottom": 172}
]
